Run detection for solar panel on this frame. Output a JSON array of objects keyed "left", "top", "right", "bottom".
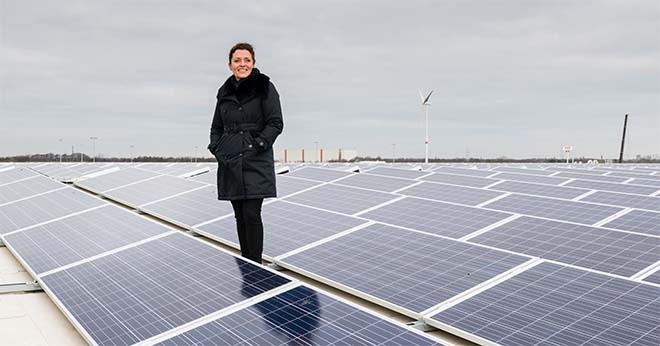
[
  {"left": 629, "top": 178, "right": 660, "bottom": 187},
  {"left": 420, "top": 172, "right": 499, "bottom": 188},
  {"left": 398, "top": 182, "right": 504, "bottom": 206},
  {"left": 490, "top": 172, "right": 568, "bottom": 185},
  {"left": 428, "top": 261, "right": 660, "bottom": 346},
  {"left": 489, "top": 180, "right": 589, "bottom": 200},
  {"left": 642, "top": 269, "right": 660, "bottom": 284},
  {"left": 360, "top": 197, "right": 513, "bottom": 239},
  {"left": 40, "top": 233, "right": 291, "bottom": 346},
  {"left": 104, "top": 175, "right": 207, "bottom": 207},
  {"left": 0, "top": 176, "right": 65, "bottom": 205},
  {"left": 555, "top": 172, "right": 629, "bottom": 183},
  {"left": 602, "top": 210, "right": 660, "bottom": 236},
  {"left": 197, "top": 200, "right": 368, "bottom": 258},
  {"left": 566, "top": 179, "right": 659, "bottom": 195},
  {"left": 483, "top": 194, "right": 624, "bottom": 225},
  {"left": 283, "top": 184, "right": 398, "bottom": 215},
  {"left": 279, "top": 223, "right": 530, "bottom": 316},
  {"left": 275, "top": 175, "right": 323, "bottom": 197},
  {"left": 139, "top": 185, "right": 234, "bottom": 228},
  {"left": 547, "top": 167, "right": 604, "bottom": 175},
  {"left": 75, "top": 167, "right": 160, "bottom": 193},
  {"left": 156, "top": 285, "right": 442, "bottom": 346},
  {"left": 285, "top": 167, "right": 353, "bottom": 182},
  {"left": 580, "top": 191, "right": 660, "bottom": 212},
  {"left": 470, "top": 216, "right": 660, "bottom": 277},
  {"left": 0, "top": 167, "right": 37, "bottom": 185},
  {"left": 335, "top": 173, "right": 418, "bottom": 192},
  {"left": 3, "top": 205, "right": 171, "bottom": 274},
  {"left": 365, "top": 166, "right": 430, "bottom": 179},
  {"left": 434, "top": 166, "right": 495, "bottom": 177},
  {"left": 492, "top": 166, "right": 557, "bottom": 176},
  {"left": 189, "top": 170, "right": 217, "bottom": 184},
  {"left": 608, "top": 171, "right": 660, "bottom": 180},
  {"left": 0, "top": 188, "right": 106, "bottom": 235}
]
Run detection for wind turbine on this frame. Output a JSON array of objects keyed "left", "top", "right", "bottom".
[{"left": 419, "top": 89, "right": 434, "bottom": 164}]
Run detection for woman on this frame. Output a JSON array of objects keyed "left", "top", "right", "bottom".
[{"left": 208, "top": 42, "right": 283, "bottom": 264}]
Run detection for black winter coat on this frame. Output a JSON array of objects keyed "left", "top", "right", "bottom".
[{"left": 208, "top": 68, "right": 283, "bottom": 200}]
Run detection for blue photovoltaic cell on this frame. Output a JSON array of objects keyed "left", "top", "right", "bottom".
[
  {"left": 420, "top": 172, "right": 499, "bottom": 188},
  {"left": 285, "top": 167, "right": 353, "bottom": 182},
  {"left": 283, "top": 184, "right": 398, "bottom": 215},
  {"left": 430, "top": 262, "right": 660, "bottom": 346},
  {"left": 280, "top": 224, "right": 529, "bottom": 314},
  {"left": 0, "top": 176, "right": 65, "bottom": 205},
  {"left": 198, "top": 200, "right": 368, "bottom": 258},
  {"left": 398, "top": 182, "right": 504, "bottom": 206},
  {"left": 642, "top": 269, "right": 660, "bottom": 285},
  {"left": 602, "top": 210, "right": 660, "bottom": 236},
  {"left": 104, "top": 175, "right": 207, "bottom": 207},
  {"left": 139, "top": 185, "right": 234, "bottom": 227},
  {"left": 4, "top": 206, "right": 170, "bottom": 274},
  {"left": 434, "top": 166, "right": 495, "bottom": 177},
  {"left": 555, "top": 172, "right": 629, "bottom": 183},
  {"left": 157, "top": 285, "right": 442, "bottom": 346},
  {"left": 0, "top": 167, "right": 37, "bottom": 184},
  {"left": 0, "top": 188, "right": 105, "bottom": 235},
  {"left": 40, "top": 233, "right": 290, "bottom": 346},
  {"left": 566, "top": 179, "right": 659, "bottom": 195},
  {"left": 365, "top": 166, "right": 430, "bottom": 179},
  {"left": 335, "top": 173, "right": 417, "bottom": 192},
  {"left": 360, "top": 197, "right": 512, "bottom": 239},
  {"left": 484, "top": 194, "right": 623, "bottom": 225},
  {"left": 492, "top": 166, "right": 556, "bottom": 176},
  {"left": 471, "top": 216, "right": 660, "bottom": 277},
  {"left": 489, "top": 180, "right": 589, "bottom": 200},
  {"left": 581, "top": 191, "right": 660, "bottom": 212},
  {"left": 491, "top": 172, "right": 569, "bottom": 185},
  {"left": 75, "top": 167, "right": 160, "bottom": 193},
  {"left": 628, "top": 178, "right": 660, "bottom": 187}
]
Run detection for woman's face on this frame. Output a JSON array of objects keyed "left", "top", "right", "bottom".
[{"left": 229, "top": 49, "right": 254, "bottom": 80}]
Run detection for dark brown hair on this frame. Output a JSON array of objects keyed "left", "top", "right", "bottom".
[{"left": 229, "top": 42, "right": 255, "bottom": 63}]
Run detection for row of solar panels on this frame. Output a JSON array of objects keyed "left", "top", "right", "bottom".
[
  {"left": 5, "top": 164, "right": 657, "bottom": 344},
  {"left": 64, "top": 165, "right": 660, "bottom": 344},
  {"left": 0, "top": 167, "right": 443, "bottom": 346}
]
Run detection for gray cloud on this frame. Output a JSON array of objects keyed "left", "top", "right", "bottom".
[{"left": 1, "top": 0, "right": 658, "bottom": 159}]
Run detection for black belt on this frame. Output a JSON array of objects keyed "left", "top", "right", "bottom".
[{"left": 223, "top": 123, "right": 258, "bottom": 133}]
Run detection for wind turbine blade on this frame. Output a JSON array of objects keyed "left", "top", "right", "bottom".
[
  {"left": 423, "top": 90, "right": 434, "bottom": 105},
  {"left": 418, "top": 89, "right": 424, "bottom": 103}
]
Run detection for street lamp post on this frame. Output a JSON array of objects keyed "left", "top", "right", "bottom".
[
  {"left": 419, "top": 90, "right": 433, "bottom": 164},
  {"left": 90, "top": 137, "right": 98, "bottom": 163}
]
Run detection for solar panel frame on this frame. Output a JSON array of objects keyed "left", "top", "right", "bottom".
[
  {"left": 641, "top": 268, "right": 660, "bottom": 284},
  {"left": 0, "top": 167, "right": 38, "bottom": 185},
  {"left": 628, "top": 178, "right": 660, "bottom": 187},
  {"left": 602, "top": 210, "right": 660, "bottom": 236},
  {"left": 0, "top": 176, "right": 66, "bottom": 205}
]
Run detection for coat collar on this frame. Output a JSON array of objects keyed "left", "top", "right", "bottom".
[{"left": 218, "top": 68, "right": 270, "bottom": 101}]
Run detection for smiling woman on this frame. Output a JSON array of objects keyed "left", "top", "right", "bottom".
[{"left": 207, "top": 42, "right": 284, "bottom": 264}]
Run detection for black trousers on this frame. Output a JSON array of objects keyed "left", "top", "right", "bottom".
[{"left": 230, "top": 198, "right": 264, "bottom": 264}]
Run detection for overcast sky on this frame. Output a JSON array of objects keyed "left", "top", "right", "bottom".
[{"left": 1, "top": 0, "right": 658, "bottom": 159}]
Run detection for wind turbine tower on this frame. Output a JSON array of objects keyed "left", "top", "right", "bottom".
[{"left": 419, "top": 89, "right": 434, "bottom": 164}]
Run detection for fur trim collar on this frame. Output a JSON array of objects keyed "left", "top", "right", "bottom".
[{"left": 218, "top": 68, "right": 270, "bottom": 100}]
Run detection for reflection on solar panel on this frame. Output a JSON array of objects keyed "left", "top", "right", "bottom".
[
  {"left": 0, "top": 176, "right": 65, "bottom": 205},
  {"left": 602, "top": 210, "right": 660, "bottom": 236},
  {"left": 105, "top": 175, "right": 207, "bottom": 207},
  {"left": 198, "top": 201, "right": 368, "bottom": 258},
  {"left": 489, "top": 180, "right": 589, "bottom": 199},
  {"left": 435, "top": 166, "right": 494, "bottom": 177},
  {"left": 365, "top": 166, "right": 429, "bottom": 179},
  {"left": 139, "top": 185, "right": 234, "bottom": 227},
  {"left": 493, "top": 166, "right": 556, "bottom": 176},
  {"left": 40, "top": 233, "right": 290, "bottom": 346},
  {"left": 629, "top": 178, "right": 660, "bottom": 187},
  {"left": 470, "top": 216, "right": 660, "bottom": 277},
  {"left": 420, "top": 172, "right": 499, "bottom": 188},
  {"left": 360, "top": 197, "right": 512, "bottom": 239},
  {"left": 555, "top": 172, "right": 629, "bottom": 183},
  {"left": 642, "top": 269, "right": 660, "bottom": 284},
  {"left": 4, "top": 205, "right": 170, "bottom": 274},
  {"left": 0, "top": 188, "right": 105, "bottom": 235},
  {"left": 490, "top": 172, "right": 568, "bottom": 185},
  {"left": 157, "top": 285, "right": 442, "bottom": 346},
  {"left": 76, "top": 167, "right": 159, "bottom": 192},
  {"left": 283, "top": 184, "right": 398, "bottom": 215},
  {"left": 398, "top": 182, "right": 504, "bottom": 206},
  {"left": 275, "top": 175, "right": 322, "bottom": 197},
  {"left": 279, "top": 224, "right": 530, "bottom": 315},
  {"left": 428, "top": 262, "right": 660, "bottom": 346},
  {"left": 0, "top": 167, "right": 37, "bottom": 185},
  {"left": 335, "top": 173, "right": 417, "bottom": 192},
  {"left": 566, "top": 179, "right": 659, "bottom": 195},
  {"left": 285, "top": 167, "right": 353, "bottom": 182},
  {"left": 580, "top": 191, "right": 660, "bottom": 212},
  {"left": 483, "top": 194, "right": 623, "bottom": 225}
]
